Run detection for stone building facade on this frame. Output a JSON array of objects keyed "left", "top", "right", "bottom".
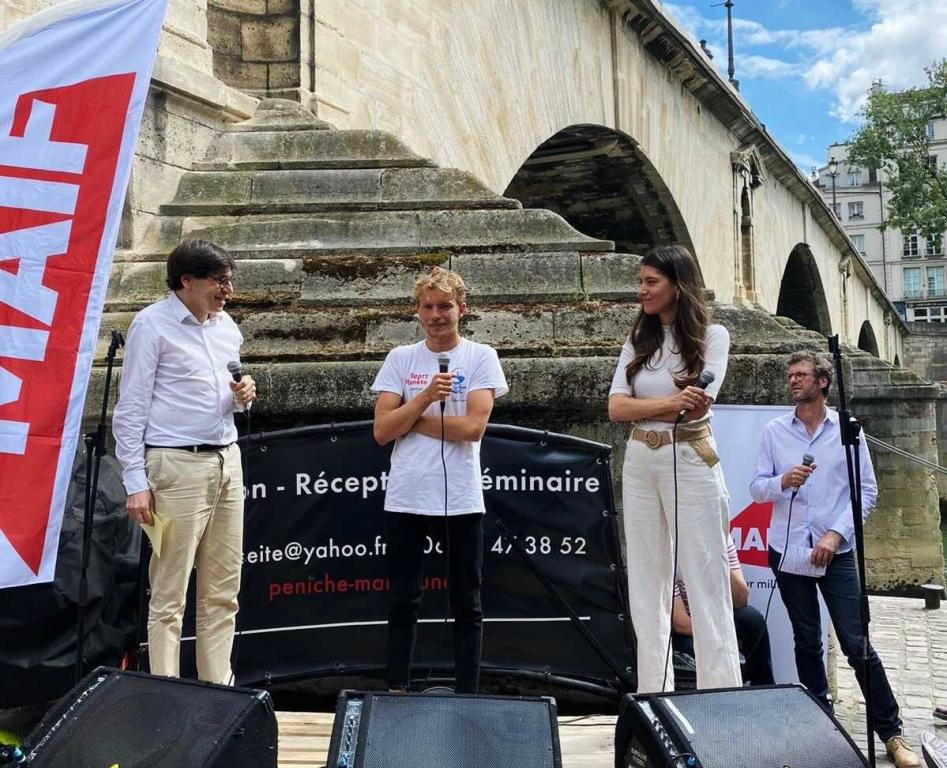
[{"left": 816, "top": 132, "right": 947, "bottom": 326}]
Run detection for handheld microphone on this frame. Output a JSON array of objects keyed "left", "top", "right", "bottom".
[
  {"left": 675, "top": 370, "right": 715, "bottom": 423},
  {"left": 437, "top": 355, "right": 450, "bottom": 412},
  {"left": 791, "top": 453, "right": 815, "bottom": 499},
  {"left": 227, "top": 360, "right": 251, "bottom": 410}
]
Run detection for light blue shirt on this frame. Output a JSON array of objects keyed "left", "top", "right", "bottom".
[{"left": 749, "top": 407, "right": 877, "bottom": 555}]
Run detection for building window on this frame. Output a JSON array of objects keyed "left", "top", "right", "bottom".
[
  {"left": 926, "top": 122, "right": 936, "bottom": 140},
  {"left": 848, "top": 168, "right": 862, "bottom": 186},
  {"left": 927, "top": 235, "right": 943, "bottom": 256},
  {"left": 903, "top": 231, "right": 919, "bottom": 257},
  {"left": 928, "top": 266, "right": 945, "bottom": 297},
  {"left": 911, "top": 306, "right": 947, "bottom": 323},
  {"left": 832, "top": 202, "right": 842, "bottom": 218},
  {"left": 903, "top": 267, "right": 921, "bottom": 298},
  {"left": 848, "top": 201, "right": 864, "bottom": 220},
  {"left": 851, "top": 234, "right": 866, "bottom": 257},
  {"left": 928, "top": 155, "right": 939, "bottom": 170}
]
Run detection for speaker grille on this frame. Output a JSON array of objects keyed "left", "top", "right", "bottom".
[
  {"left": 358, "top": 695, "right": 558, "bottom": 768},
  {"left": 27, "top": 671, "right": 273, "bottom": 768},
  {"left": 658, "top": 687, "right": 865, "bottom": 768}
]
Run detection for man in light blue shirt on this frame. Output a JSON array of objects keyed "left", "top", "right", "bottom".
[{"left": 750, "top": 351, "right": 919, "bottom": 768}]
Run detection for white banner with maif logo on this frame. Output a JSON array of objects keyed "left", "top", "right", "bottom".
[
  {"left": 0, "top": 0, "right": 168, "bottom": 589},
  {"left": 714, "top": 405, "right": 830, "bottom": 684}
]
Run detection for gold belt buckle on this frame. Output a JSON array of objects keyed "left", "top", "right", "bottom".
[{"left": 644, "top": 430, "right": 662, "bottom": 449}]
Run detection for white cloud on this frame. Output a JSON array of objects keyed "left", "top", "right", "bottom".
[
  {"left": 802, "top": 0, "right": 947, "bottom": 122},
  {"left": 789, "top": 151, "right": 824, "bottom": 174},
  {"left": 664, "top": 0, "right": 947, "bottom": 123},
  {"left": 740, "top": 54, "right": 802, "bottom": 79}
]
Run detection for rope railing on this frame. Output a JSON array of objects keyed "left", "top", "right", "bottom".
[{"left": 865, "top": 434, "right": 947, "bottom": 476}]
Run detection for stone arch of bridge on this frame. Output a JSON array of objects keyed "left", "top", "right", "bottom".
[
  {"left": 857, "top": 320, "right": 880, "bottom": 357},
  {"left": 502, "top": 124, "right": 697, "bottom": 269},
  {"left": 776, "top": 244, "right": 832, "bottom": 336}
]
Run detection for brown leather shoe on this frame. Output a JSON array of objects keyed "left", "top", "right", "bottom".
[{"left": 886, "top": 736, "right": 922, "bottom": 768}]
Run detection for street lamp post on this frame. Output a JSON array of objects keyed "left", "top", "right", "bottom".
[
  {"left": 712, "top": 0, "right": 738, "bottom": 90},
  {"left": 829, "top": 157, "right": 839, "bottom": 218}
]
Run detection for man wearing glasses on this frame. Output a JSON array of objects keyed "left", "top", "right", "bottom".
[
  {"left": 750, "top": 351, "right": 919, "bottom": 768},
  {"left": 114, "top": 239, "right": 256, "bottom": 684}
]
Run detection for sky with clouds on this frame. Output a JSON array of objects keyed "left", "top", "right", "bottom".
[{"left": 661, "top": 0, "right": 947, "bottom": 174}]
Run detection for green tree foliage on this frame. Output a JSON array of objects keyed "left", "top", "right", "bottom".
[{"left": 846, "top": 61, "right": 947, "bottom": 242}]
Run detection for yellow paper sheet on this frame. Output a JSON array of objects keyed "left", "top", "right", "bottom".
[{"left": 141, "top": 511, "right": 166, "bottom": 558}]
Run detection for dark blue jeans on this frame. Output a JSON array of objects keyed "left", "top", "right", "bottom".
[
  {"left": 385, "top": 512, "right": 484, "bottom": 693},
  {"left": 769, "top": 547, "right": 902, "bottom": 741}
]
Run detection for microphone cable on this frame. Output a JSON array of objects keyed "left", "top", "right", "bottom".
[
  {"left": 743, "top": 492, "right": 794, "bottom": 668},
  {"left": 227, "top": 370, "right": 252, "bottom": 687},
  {"left": 662, "top": 372, "right": 716, "bottom": 692},
  {"left": 661, "top": 418, "right": 682, "bottom": 694},
  {"left": 423, "top": 361, "right": 452, "bottom": 690},
  {"left": 743, "top": 456, "right": 812, "bottom": 672}
]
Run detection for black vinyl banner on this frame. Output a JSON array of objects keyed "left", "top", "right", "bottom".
[{"left": 196, "top": 422, "right": 635, "bottom": 693}]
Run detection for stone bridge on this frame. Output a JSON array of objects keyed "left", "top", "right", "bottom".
[
  {"left": 298, "top": 0, "right": 902, "bottom": 358},
  {"left": 0, "top": 0, "right": 942, "bottom": 587}
]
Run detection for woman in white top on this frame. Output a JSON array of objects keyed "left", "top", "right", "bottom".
[{"left": 608, "top": 245, "right": 741, "bottom": 693}]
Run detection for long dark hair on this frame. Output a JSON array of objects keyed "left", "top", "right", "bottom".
[{"left": 625, "top": 245, "right": 707, "bottom": 390}]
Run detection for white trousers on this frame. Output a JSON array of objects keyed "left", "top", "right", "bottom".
[
  {"left": 621, "top": 434, "right": 741, "bottom": 692},
  {"left": 146, "top": 444, "right": 243, "bottom": 684}
]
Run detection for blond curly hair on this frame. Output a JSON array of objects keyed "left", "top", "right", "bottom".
[{"left": 413, "top": 266, "right": 468, "bottom": 305}]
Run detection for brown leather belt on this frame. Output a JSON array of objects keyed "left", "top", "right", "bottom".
[
  {"left": 630, "top": 423, "right": 711, "bottom": 448},
  {"left": 629, "top": 423, "right": 719, "bottom": 467}
]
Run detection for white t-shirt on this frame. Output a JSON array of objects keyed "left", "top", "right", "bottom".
[
  {"left": 371, "top": 338, "right": 509, "bottom": 515},
  {"left": 608, "top": 324, "right": 730, "bottom": 431}
]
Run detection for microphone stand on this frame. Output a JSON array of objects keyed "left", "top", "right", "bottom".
[
  {"left": 75, "top": 330, "right": 124, "bottom": 683},
  {"left": 828, "top": 334, "right": 875, "bottom": 768},
  {"left": 495, "top": 517, "right": 635, "bottom": 692}
]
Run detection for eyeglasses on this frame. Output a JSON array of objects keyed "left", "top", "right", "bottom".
[
  {"left": 786, "top": 372, "right": 814, "bottom": 382},
  {"left": 208, "top": 275, "right": 235, "bottom": 288}
]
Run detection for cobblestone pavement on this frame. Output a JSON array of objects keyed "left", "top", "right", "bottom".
[{"left": 833, "top": 594, "right": 947, "bottom": 763}]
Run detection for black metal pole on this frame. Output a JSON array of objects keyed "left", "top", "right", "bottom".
[
  {"left": 133, "top": 533, "right": 151, "bottom": 671},
  {"left": 75, "top": 330, "right": 124, "bottom": 683},
  {"left": 725, "top": 0, "right": 735, "bottom": 87},
  {"left": 828, "top": 334, "right": 875, "bottom": 768}
]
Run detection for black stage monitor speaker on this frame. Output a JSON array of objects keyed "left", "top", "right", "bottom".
[
  {"left": 326, "top": 690, "right": 563, "bottom": 768},
  {"left": 616, "top": 684, "right": 868, "bottom": 768},
  {"left": 22, "top": 667, "right": 278, "bottom": 768}
]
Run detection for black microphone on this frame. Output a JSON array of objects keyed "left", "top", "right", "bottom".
[
  {"left": 226, "top": 360, "right": 242, "bottom": 383},
  {"left": 675, "top": 370, "right": 716, "bottom": 423},
  {"left": 791, "top": 453, "right": 815, "bottom": 499},
  {"left": 437, "top": 355, "right": 450, "bottom": 413},
  {"left": 227, "top": 360, "right": 251, "bottom": 410}
]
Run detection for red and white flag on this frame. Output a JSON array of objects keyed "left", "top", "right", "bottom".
[{"left": 0, "top": 0, "right": 168, "bottom": 588}]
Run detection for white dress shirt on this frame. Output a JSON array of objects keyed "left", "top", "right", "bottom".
[
  {"left": 749, "top": 407, "right": 878, "bottom": 555},
  {"left": 113, "top": 292, "right": 244, "bottom": 495}
]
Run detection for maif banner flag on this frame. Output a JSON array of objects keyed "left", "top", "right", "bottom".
[
  {"left": 0, "top": 0, "right": 168, "bottom": 588},
  {"left": 715, "top": 405, "right": 830, "bottom": 684}
]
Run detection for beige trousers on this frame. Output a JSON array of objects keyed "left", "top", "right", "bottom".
[
  {"left": 145, "top": 443, "right": 243, "bottom": 684},
  {"left": 621, "top": 434, "right": 741, "bottom": 692}
]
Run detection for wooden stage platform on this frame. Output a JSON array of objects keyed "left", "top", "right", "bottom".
[{"left": 275, "top": 711, "right": 618, "bottom": 768}]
